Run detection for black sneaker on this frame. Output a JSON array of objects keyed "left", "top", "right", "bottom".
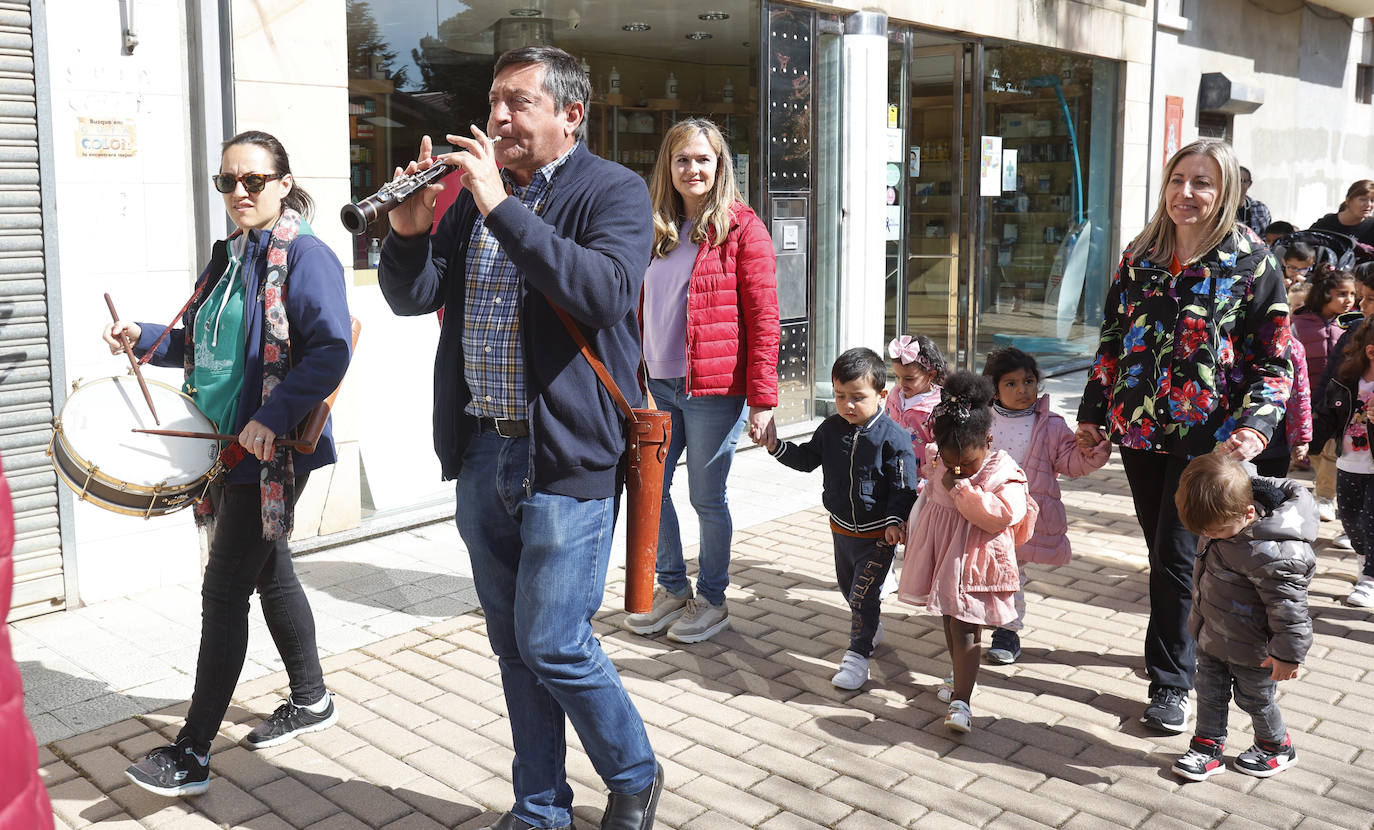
[
  {"left": 1141, "top": 687, "right": 1191, "bottom": 733},
  {"left": 987, "top": 628, "right": 1021, "bottom": 664},
  {"left": 1171, "top": 736, "right": 1226, "bottom": 781},
  {"left": 244, "top": 694, "right": 338, "bottom": 749},
  {"left": 125, "top": 737, "right": 209, "bottom": 796},
  {"left": 1235, "top": 734, "right": 1297, "bottom": 778}
]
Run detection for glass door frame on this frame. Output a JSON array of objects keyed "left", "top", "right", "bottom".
[{"left": 890, "top": 26, "right": 982, "bottom": 369}]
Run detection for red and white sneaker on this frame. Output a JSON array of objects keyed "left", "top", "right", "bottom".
[
  {"left": 1171, "top": 736, "right": 1226, "bottom": 781},
  {"left": 1235, "top": 734, "right": 1297, "bottom": 778}
]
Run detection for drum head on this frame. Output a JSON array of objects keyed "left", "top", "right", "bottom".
[{"left": 58, "top": 376, "right": 219, "bottom": 488}]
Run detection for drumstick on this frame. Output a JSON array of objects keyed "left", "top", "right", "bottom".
[
  {"left": 105, "top": 293, "right": 160, "bottom": 425},
  {"left": 131, "top": 428, "right": 310, "bottom": 451}
]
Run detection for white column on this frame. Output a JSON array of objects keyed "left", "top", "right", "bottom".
[{"left": 839, "top": 11, "right": 888, "bottom": 356}]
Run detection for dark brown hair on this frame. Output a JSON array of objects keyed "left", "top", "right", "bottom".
[
  {"left": 1175, "top": 453, "right": 1252, "bottom": 534},
  {"left": 223, "top": 130, "right": 313, "bottom": 219},
  {"left": 1337, "top": 317, "right": 1374, "bottom": 384}
]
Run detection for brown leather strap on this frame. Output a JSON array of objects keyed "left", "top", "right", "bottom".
[{"left": 550, "top": 304, "right": 646, "bottom": 424}]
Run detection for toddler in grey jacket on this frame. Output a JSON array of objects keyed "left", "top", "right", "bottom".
[{"left": 1168, "top": 453, "right": 1317, "bottom": 782}]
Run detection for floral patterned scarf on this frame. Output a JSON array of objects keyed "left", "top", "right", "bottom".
[{"left": 187, "top": 209, "right": 300, "bottom": 540}]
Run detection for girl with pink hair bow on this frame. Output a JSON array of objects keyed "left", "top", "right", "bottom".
[{"left": 884, "top": 333, "right": 948, "bottom": 483}]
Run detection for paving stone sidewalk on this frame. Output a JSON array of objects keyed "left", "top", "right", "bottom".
[{"left": 35, "top": 450, "right": 1374, "bottom": 829}]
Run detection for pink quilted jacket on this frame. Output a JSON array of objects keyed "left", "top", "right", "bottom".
[
  {"left": 1012, "top": 395, "right": 1111, "bottom": 566},
  {"left": 680, "top": 202, "right": 780, "bottom": 405},
  {"left": 946, "top": 451, "right": 1038, "bottom": 592},
  {"left": 0, "top": 456, "right": 55, "bottom": 830},
  {"left": 884, "top": 386, "right": 941, "bottom": 479}
]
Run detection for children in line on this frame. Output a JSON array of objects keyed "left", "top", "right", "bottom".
[
  {"left": 767, "top": 347, "right": 919, "bottom": 689},
  {"left": 884, "top": 334, "right": 947, "bottom": 482},
  {"left": 1293, "top": 266, "right": 1361, "bottom": 536},
  {"left": 1319, "top": 318, "right": 1374, "bottom": 607},
  {"left": 1169, "top": 454, "right": 1315, "bottom": 781},
  {"left": 898, "top": 372, "right": 1036, "bottom": 733},
  {"left": 980, "top": 348, "right": 1110, "bottom": 664}
]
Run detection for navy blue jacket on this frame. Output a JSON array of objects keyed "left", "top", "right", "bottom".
[
  {"left": 770, "top": 409, "right": 919, "bottom": 533},
  {"left": 378, "top": 143, "right": 653, "bottom": 499},
  {"left": 137, "top": 228, "right": 353, "bottom": 484}
]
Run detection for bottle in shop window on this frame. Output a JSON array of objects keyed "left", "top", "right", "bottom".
[
  {"left": 609, "top": 67, "right": 621, "bottom": 94},
  {"left": 722, "top": 76, "right": 734, "bottom": 103},
  {"left": 367, "top": 238, "right": 380, "bottom": 268},
  {"left": 666, "top": 73, "right": 678, "bottom": 99}
]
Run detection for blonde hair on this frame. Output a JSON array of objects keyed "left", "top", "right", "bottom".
[
  {"left": 1175, "top": 453, "right": 1252, "bottom": 534},
  {"left": 1130, "top": 139, "right": 1244, "bottom": 267},
  {"left": 649, "top": 119, "right": 742, "bottom": 259}
]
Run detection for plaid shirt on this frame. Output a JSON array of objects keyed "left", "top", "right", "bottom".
[
  {"left": 463, "top": 145, "right": 576, "bottom": 419},
  {"left": 1237, "top": 196, "right": 1271, "bottom": 238}
]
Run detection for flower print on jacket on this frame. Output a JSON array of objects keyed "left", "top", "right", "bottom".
[{"left": 1077, "top": 224, "right": 1292, "bottom": 458}]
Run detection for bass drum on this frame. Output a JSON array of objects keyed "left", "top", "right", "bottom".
[{"left": 49, "top": 376, "right": 221, "bottom": 517}]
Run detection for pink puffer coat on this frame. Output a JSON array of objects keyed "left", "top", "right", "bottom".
[
  {"left": 0, "top": 456, "right": 55, "bottom": 830},
  {"left": 1015, "top": 395, "right": 1111, "bottom": 565},
  {"left": 681, "top": 202, "right": 780, "bottom": 405},
  {"left": 948, "top": 451, "right": 1038, "bottom": 592}
]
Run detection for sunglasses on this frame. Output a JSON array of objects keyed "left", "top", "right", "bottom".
[
  {"left": 212, "top": 171, "right": 285, "bottom": 194},
  {"left": 1283, "top": 265, "right": 1312, "bottom": 275}
]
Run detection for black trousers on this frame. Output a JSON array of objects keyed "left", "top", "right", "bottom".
[
  {"left": 1119, "top": 448, "right": 1199, "bottom": 694},
  {"left": 831, "top": 532, "right": 895, "bottom": 658},
  {"left": 179, "top": 474, "right": 323, "bottom": 755},
  {"left": 1337, "top": 470, "right": 1374, "bottom": 577}
]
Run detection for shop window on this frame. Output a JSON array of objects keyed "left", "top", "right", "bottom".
[
  {"left": 1357, "top": 63, "right": 1373, "bottom": 105},
  {"left": 974, "top": 45, "right": 1118, "bottom": 369},
  {"left": 1197, "top": 112, "right": 1231, "bottom": 141}
]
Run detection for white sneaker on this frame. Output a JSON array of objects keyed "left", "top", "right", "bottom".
[
  {"left": 1347, "top": 577, "right": 1374, "bottom": 608},
  {"left": 1332, "top": 534, "right": 1355, "bottom": 551},
  {"left": 1318, "top": 498, "right": 1336, "bottom": 522},
  {"left": 936, "top": 673, "right": 973, "bottom": 703},
  {"left": 831, "top": 650, "right": 869, "bottom": 690},
  {"left": 944, "top": 700, "right": 972, "bottom": 733},
  {"left": 624, "top": 586, "right": 691, "bottom": 635},
  {"left": 871, "top": 620, "right": 885, "bottom": 648},
  {"left": 665, "top": 597, "right": 730, "bottom": 643}
]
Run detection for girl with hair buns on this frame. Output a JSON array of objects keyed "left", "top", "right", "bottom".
[{"left": 898, "top": 371, "right": 1037, "bottom": 734}]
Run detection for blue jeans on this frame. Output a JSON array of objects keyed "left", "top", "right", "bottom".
[
  {"left": 455, "top": 431, "right": 656, "bottom": 827},
  {"left": 648, "top": 377, "right": 747, "bottom": 606}
]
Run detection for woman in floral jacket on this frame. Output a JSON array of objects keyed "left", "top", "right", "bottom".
[{"left": 1076, "top": 139, "right": 1292, "bottom": 734}]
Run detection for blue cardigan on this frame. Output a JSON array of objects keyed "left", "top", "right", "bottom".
[
  {"left": 379, "top": 143, "right": 653, "bottom": 500},
  {"left": 136, "top": 228, "right": 353, "bottom": 484}
]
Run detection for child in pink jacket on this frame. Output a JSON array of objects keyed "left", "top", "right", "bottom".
[
  {"left": 884, "top": 334, "right": 947, "bottom": 484},
  {"left": 982, "top": 348, "right": 1110, "bottom": 664},
  {"left": 898, "top": 371, "right": 1037, "bottom": 733}
]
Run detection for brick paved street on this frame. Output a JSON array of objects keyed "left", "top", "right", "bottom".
[{"left": 32, "top": 445, "right": 1374, "bottom": 829}]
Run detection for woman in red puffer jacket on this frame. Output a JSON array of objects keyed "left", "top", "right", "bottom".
[
  {"left": 0, "top": 453, "right": 55, "bottom": 830},
  {"left": 624, "top": 118, "right": 779, "bottom": 645}
]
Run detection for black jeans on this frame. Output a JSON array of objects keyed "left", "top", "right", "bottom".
[
  {"left": 179, "top": 474, "right": 323, "bottom": 755},
  {"left": 1336, "top": 470, "right": 1374, "bottom": 577},
  {"left": 1119, "top": 448, "right": 1199, "bottom": 694},
  {"left": 831, "top": 532, "right": 895, "bottom": 658}
]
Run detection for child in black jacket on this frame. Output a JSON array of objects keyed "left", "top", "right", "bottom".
[{"left": 767, "top": 348, "right": 919, "bottom": 690}]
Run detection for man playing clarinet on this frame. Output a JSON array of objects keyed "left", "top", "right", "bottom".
[{"left": 377, "top": 46, "right": 661, "bottom": 830}]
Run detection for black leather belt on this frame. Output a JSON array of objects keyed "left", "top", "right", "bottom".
[{"left": 477, "top": 417, "right": 529, "bottom": 438}]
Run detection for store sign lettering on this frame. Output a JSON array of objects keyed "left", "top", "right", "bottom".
[{"left": 76, "top": 117, "right": 138, "bottom": 158}]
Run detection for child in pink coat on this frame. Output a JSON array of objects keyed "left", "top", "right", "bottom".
[
  {"left": 981, "top": 348, "right": 1110, "bottom": 665},
  {"left": 898, "top": 371, "right": 1037, "bottom": 733},
  {"left": 884, "top": 334, "right": 947, "bottom": 484}
]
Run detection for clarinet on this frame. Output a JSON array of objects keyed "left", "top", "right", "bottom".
[{"left": 340, "top": 163, "right": 459, "bottom": 235}]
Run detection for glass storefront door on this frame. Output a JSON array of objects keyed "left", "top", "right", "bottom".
[{"left": 889, "top": 32, "right": 970, "bottom": 364}]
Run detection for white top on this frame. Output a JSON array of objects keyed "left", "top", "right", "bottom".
[
  {"left": 1337, "top": 378, "right": 1374, "bottom": 474},
  {"left": 899, "top": 387, "right": 938, "bottom": 411},
  {"left": 991, "top": 409, "right": 1035, "bottom": 467},
  {"left": 643, "top": 222, "right": 697, "bottom": 379}
]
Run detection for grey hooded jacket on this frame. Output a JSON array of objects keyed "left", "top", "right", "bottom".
[{"left": 1187, "top": 478, "right": 1317, "bottom": 668}]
